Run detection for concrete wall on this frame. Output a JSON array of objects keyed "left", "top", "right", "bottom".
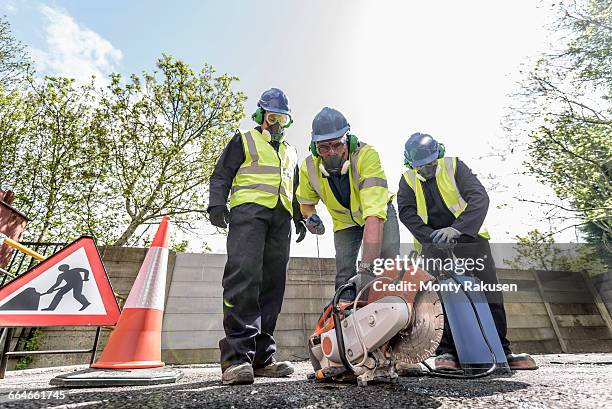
[
  {"left": 161, "top": 253, "right": 336, "bottom": 364},
  {"left": 3, "top": 249, "right": 612, "bottom": 370}
]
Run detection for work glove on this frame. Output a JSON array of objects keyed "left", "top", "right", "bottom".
[
  {"left": 305, "top": 214, "right": 325, "bottom": 235},
  {"left": 430, "top": 227, "right": 461, "bottom": 244},
  {"left": 294, "top": 218, "right": 307, "bottom": 243},
  {"left": 347, "top": 270, "right": 377, "bottom": 295},
  {"left": 208, "top": 205, "right": 229, "bottom": 228}
]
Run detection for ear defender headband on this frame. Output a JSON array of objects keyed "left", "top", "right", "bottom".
[
  {"left": 252, "top": 107, "right": 293, "bottom": 128},
  {"left": 310, "top": 134, "right": 359, "bottom": 158},
  {"left": 403, "top": 143, "right": 445, "bottom": 168}
]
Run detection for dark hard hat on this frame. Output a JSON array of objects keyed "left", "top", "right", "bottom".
[
  {"left": 257, "top": 88, "right": 290, "bottom": 115},
  {"left": 311, "top": 107, "right": 350, "bottom": 142},
  {"left": 404, "top": 133, "right": 440, "bottom": 167}
]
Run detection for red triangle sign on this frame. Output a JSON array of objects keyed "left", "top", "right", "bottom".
[{"left": 0, "top": 237, "right": 120, "bottom": 327}]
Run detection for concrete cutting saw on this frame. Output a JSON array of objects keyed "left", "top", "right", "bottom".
[{"left": 308, "top": 262, "right": 444, "bottom": 386}]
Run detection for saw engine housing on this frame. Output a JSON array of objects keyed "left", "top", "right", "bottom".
[{"left": 308, "top": 263, "right": 444, "bottom": 385}]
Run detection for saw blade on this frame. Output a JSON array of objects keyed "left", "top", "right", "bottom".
[{"left": 390, "top": 289, "right": 444, "bottom": 364}]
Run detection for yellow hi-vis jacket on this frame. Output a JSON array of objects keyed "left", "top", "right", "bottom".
[
  {"left": 296, "top": 143, "right": 390, "bottom": 232},
  {"left": 229, "top": 128, "right": 297, "bottom": 215},
  {"left": 402, "top": 156, "right": 490, "bottom": 251}
]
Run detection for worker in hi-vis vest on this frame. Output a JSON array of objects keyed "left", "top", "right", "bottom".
[
  {"left": 397, "top": 132, "right": 537, "bottom": 371},
  {"left": 296, "top": 107, "right": 400, "bottom": 302},
  {"left": 207, "top": 88, "right": 306, "bottom": 385}
]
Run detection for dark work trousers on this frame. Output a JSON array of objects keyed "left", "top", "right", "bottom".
[
  {"left": 424, "top": 237, "right": 512, "bottom": 356},
  {"left": 219, "top": 201, "right": 291, "bottom": 372},
  {"left": 333, "top": 203, "right": 401, "bottom": 301}
]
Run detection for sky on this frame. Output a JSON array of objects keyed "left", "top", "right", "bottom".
[{"left": 2, "top": 0, "right": 579, "bottom": 256}]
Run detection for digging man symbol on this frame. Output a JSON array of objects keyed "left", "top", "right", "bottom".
[{"left": 42, "top": 264, "right": 91, "bottom": 311}]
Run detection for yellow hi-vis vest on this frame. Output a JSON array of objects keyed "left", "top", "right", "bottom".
[
  {"left": 402, "top": 157, "right": 490, "bottom": 252},
  {"left": 297, "top": 143, "right": 391, "bottom": 232},
  {"left": 229, "top": 128, "right": 297, "bottom": 215}
]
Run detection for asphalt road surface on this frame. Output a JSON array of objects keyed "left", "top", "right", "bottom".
[{"left": 0, "top": 353, "right": 610, "bottom": 408}]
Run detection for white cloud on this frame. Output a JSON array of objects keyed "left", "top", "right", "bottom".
[{"left": 32, "top": 5, "right": 122, "bottom": 85}]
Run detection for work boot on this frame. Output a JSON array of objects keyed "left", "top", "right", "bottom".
[
  {"left": 222, "top": 362, "right": 254, "bottom": 385},
  {"left": 435, "top": 353, "right": 459, "bottom": 370},
  {"left": 506, "top": 353, "right": 538, "bottom": 370},
  {"left": 253, "top": 360, "right": 294, "bottom": 377},
  {"left": 395, "top": 362, "right": 425, "bottom": 376}
]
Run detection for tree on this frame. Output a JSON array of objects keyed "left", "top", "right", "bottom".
[
  {"left": 580, "top": 221, "right": 612, "bottom": 266},
  {"left": 0, "top": 16, "right": 32, "bottom": 89},
  {"left": 2, "top": 77, "right": 106, "bottom": 243},
  {"left": 0, "top": 85, "right": 29, "bottom": 182},
  {"left": 0, "top": 16, "right": 32, "bottom": 186},
  {"left": 509, "top": 0, "right": 611, "bottom": 250},
  {"left": 96, "top": 55, "right": 245, "bottom": 246},
  {"left": 506, "top": 229, "right": 608, "bottom": 276}
]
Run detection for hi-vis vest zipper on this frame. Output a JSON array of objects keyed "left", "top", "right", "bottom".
[
  {"left": 302, "top": 144, "right": 392, "bottom": 232},
  {"left": 403, "top": 157, "right": 490, "bottom": 252},
  {"left": 229, "top": 128, "right": 297, "bottom": 215}
]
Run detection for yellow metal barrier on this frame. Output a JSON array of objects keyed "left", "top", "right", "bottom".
[{"left": 0, "top": 233, "right": 45, "bottom": 261}]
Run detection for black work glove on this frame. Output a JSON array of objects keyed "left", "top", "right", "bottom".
[
  {"left": 294, "top": 218, "right": 307, "bottom": 243},
  {"left": 208, "top": 205, "right": 229, "bottom": 228}
]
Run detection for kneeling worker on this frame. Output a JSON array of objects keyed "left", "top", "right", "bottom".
[
  {"left": 207, "top": 88, "right": 307, "bottom": 385},
  {"left": 397, "top": 132, "right": 537, "bottom": 370}
]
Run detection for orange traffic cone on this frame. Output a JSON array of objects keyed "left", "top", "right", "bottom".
[{"left": 92, "top": 216, "right": 170, "bottom": 369}]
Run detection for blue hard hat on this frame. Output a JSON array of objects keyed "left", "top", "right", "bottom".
[
  {"left": 257, "top": 88, "right": 290, "bottom": 115},
  {"left": 404, "top": 133, "right": 440, "bottom": 167},
  {"left": 311, "top": 107, "right": 350, "bottom": 142}
]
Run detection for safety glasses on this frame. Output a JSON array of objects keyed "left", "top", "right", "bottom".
[
  {"left": 265, "top": 112, "right": 290, "bottom": 126},
  {"left": 316, "top": 136, "right": 347, "bottom": 155}
]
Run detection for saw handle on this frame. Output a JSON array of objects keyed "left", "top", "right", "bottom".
[{"left": 331, "top": 282, "right": 357, "bottom": 374}]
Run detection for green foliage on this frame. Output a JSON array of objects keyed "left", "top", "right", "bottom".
[
  {"left": 14, "top": 329, "right": 44, "bottom": 370},
  {"left": 506, "top": 229, "right": 608, "bottom": 276},
  {"left": 526, "top": 119, "right": 611, "bottom": 231},
  {"left": 580, "top": 221, "right": 612, "bottom": 266},
  {"left": 0, "top": 16, "right": 32, "bottom": 89},
  {"left": 1, "top": 77, "right": 106, "bottom": 243},
  {"left": 97, "top": 55, "right": 246, "bottom": 246},
  {"left": 170, "top": 239, "right": 189, "bottom": 253},
  {"left": 512, "top": 0, "right": 612, "bottom": 247}
]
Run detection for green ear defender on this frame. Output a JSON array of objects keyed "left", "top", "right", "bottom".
[
  {"left": 347, "top": 134, "right": 359, "bottom": 153},
  {"left": 404, "top": 143, "right": 446, "bottom": 168},
  {"left": 310, "top": 134, "right": 359, "bottom": 158},
  {"left": 251, "top": 107, "right": 264, "bottom": 125},
  {"left": 309, "top": 141, "right": 318, "bottom": 157}
]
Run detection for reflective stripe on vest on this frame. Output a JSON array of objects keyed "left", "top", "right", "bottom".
[
  {"left": 304, "top": 144, "right": 386, "bottom": 231},
  {"left": 403, "top": 157, "right": 490, "bottom": 250},
  {"left": 229, "top": 129, "right": 296, "bottom": 214}
]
